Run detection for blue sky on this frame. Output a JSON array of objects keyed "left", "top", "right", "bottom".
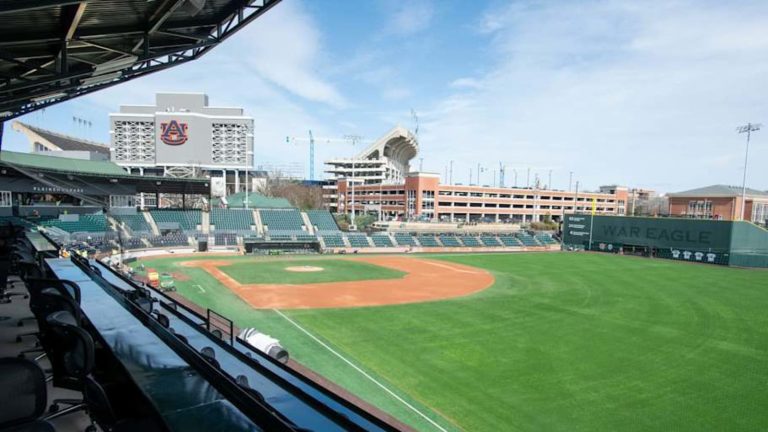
[{"left": 3, "top": 0, "right": 768, "bottom": 193}]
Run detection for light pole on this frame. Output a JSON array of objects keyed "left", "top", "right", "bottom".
[
  {"left": 344, "top": 134, "right": 362, "bottom": 227},
  {"left": 736, "top": 123, "right": 761, "bottom": 221},
  {"left": 449, "top": 160, "right": 454, "bottom": 185},
  {"left": 245, "top": 151, "right": 253, "bottom": 209}
]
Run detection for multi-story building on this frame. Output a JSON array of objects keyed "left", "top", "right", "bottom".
[
  {"left": 109, "top": 92, "right": 254, "bottom": 196},
  {"left": 328, "top": 172, "right": 628, "bottom": 223},
  {"left": 324, "top": 126, "right": 419, "bottom": 186},
  {"left": 668, "top": 185, "right": 768, "bottom": 223},
  {"left": 600, "top": 185, "right": 658, "bottom": 216}
]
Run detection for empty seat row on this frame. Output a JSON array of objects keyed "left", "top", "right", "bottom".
[
  {"left": 346, "top": 234, "right": 371, "bottom": 248},
  {"left": 211, "top": 208, "right": 254, "bottom": 231},
  {"left": 42, "top": 214, "right": 108, "bottom": 233},
  {"left": 259, "top": 209, "right": 305, "bottom": 234},
  {"left": 322, "top": 234, "right": 345, "bottom": 247},
  {"left": 417, "top": 235, "right": 439, "bottom": 247},
  {"left": 149, "top": 209, "right": 201, "bottom": 231},
  {"left": 305, "top": 210, "right": 340, "bottom": 232},
  {"left": 114, "top": 214, "right": 151, "bottom": 233},
  {"left": 393, "top": 233, "right": 417, "bottom": 246},
  {"left": 370, "top": 234, "right": 394, "bottom": 247}
]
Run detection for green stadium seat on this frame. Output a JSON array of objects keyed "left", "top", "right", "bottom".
[
  {"left": 439, "top": 235, "right": 461, "bottom": 247},
  {"left": 371, "top": 234, "right": 394, "bottom": 247},
  {"left": 417, "top": 235, "right": 440, "bottom": 247},
  {"left": 149, "top": 209, "right": 201, "bottom": 231},
  {"left": 394, "top": 233, "right": 417, "bottom": 246},
  {"left": 42, "top": 214, "right": 108, "bottom": 233},
  {"left": 259, "top": 209, "right": 305, "bottom": 235},
  {"left": 346, "top": 234, "right": 371, "bottom": 248},
  {"left": 211, "top": 208, "right": 254, "bottom": 231},
  {"left": 480, "top": 235, "right": 502, "bottom": 246},
  {"left": 460, "top": 236, "right": 482, "bottom": 247},
  {"left": 306, "top": 210, "right": 341, "bottom": 232},
  {"left": 322, "top": 234, "right": 345, "bottom": 247},
  {"left": 114, "top": 214, "right": 151, "bottom": 233},
  {"left": 498, "top": 234, "right": 522, "bottom": 247}
]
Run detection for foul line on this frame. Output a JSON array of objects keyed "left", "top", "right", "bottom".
[
  {"left": 272, "top": 309, "right": 450, "bottom": 432},
  {"left": 194, "top": 284, "right": 205, "bottom": 293}
]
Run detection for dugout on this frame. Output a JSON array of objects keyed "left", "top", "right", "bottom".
[
  {"left": 243, "top": 238, "right": 320, "bottom": 254},
  {"left": 562, "top": 214, "right": 768, "bottom": 268}
]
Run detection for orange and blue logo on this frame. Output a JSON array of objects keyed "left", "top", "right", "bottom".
[{"left": 160, "top": 120, "right": 188, "bottom": 146}]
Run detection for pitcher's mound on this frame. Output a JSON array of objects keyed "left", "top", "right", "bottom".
[{"left": 285, "top": 266, "right": 324, "bottom": 273}]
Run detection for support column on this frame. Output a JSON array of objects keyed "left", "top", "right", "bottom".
[{"left": 235, "top": 170, "right": 240, "bottom": 193}]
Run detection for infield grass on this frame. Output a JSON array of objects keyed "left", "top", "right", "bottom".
[
  {"left": 132, "top": 253, "right": 768, "bottom": 432},
  {"left": 220, "top": 258, "right": 405, "bottom": 284}
]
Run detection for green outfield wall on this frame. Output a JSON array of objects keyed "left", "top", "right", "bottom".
[{"left": 562, "top": 215, "right": 768, "bottom": 268}]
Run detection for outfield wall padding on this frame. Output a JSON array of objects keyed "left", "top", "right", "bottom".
[{"left": 563, "top": 215, "right": 768, "bottom": 268}]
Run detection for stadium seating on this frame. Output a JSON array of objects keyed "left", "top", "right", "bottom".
[
  {"left": 211, "top": 208, "right": 254, "bottom": 231},
  {"left": 321, "top": 234, "right": 345, "bottom": 247},
  {"left": 114, "top": 213, "right": 151, "bottom": 233},
  {"left": 268, "top": 234, "right": 294, "bottom": 242},
  {"left": 295, "top": 234, "right": 319, "bottom": 242},
  {"left": 498, "top": 234, "right": 522, "bottom": 247},
  {"left": 306, "top": 210, "right": 341, "bottom": 232},
  {"left": 146, "top": 233, "right": 190, "bottom": 247},
  {"left": 346, "top": 234, "right": 371, "bottom": 248},
  {"left": 516, "top": 232, "right": 540, "bottom": 246},
  {"left": 150, "top": 209, "right": 201, "bottom": 231},
  {"left": 260, "top": 209, "right": 305, "bottom": 235},
  {"left": 122, "top": 237, "right": 146, "bottom": 249},
  {"left": 438, "top": 235, "right": 461, "bottom": 247},
  {"left": 214, "top": 232, "right": 238, "bottom": 246},
  {"left": 460, "top": 236, "right": 482, "bottom": 247},
  {"left": 370, "top": 234, "right": 394, "bottom": 247},
  {"left": 393, "top": 233, "right": 417, "bottom": 246},
  {"left": 42, "top": 214, "right": 108, "bottom": 233},
  {"left": 535, "top": 234, "right": 559, "bottom": 245},
  {"left": 417, "top": 234, "right": 439, "bottom": 247},
  {"left": 480, "top": 235, "right": 502, "bottom": 247}
]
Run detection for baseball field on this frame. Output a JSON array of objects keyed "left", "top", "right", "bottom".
[{"left": 129, "top": 252, "right": 768, "bottom": 431}]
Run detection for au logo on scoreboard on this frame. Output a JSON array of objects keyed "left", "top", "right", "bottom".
[{"left": 160, "top": 120, "right": 189, "bottom": 146}]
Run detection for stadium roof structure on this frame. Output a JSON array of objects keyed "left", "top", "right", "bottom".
[
  {"left": 0, "top": 150, "right": 209, "bottom": 194},
  {"left": 0, "top": 0, "right": 281, "bottom": 122},
  {"left": 13, "top": 120, "right": 110, "bottom": 155},
  {"left": 355, "top": 125, "right": 419, "bottom": 162},
  {"left": 668, "top": 184, "right": 768, "bottom": 198}
]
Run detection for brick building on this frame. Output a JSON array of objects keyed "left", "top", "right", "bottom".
[
  {"left": 667, "top": 185, "right": 768, "bottom": 223},
  {"left": 327, "top": 172, "right": 629, "bottom": 223}
]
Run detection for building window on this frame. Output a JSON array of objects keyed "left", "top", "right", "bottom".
[
  {"left": 212, "top": 123, "right": 249, "bottom": 164},
  {"left": 113, "top": 120, "right": 156, "bottom": 163}
]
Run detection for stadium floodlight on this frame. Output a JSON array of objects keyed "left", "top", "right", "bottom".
[
  {"left": 736, "top": 123, "right": 761, "bottom": 221},
  {"left": 93, "top": 55, "right": 138, "bottom": 75},
  {"left": 80, "top": 71, "right": 122, "bottom": 87},
  {"left": 31, "top": 92, "right": 67, "bottom": 103},
  {"left": 343, "top": 134, "right": 363, "bottom": 228}
]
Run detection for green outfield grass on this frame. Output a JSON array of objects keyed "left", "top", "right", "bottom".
[
  {"left": 219, "top": 259, "right": 405, "bottom": 284},
  {"left": 131, "top": 253, "right": 768, "bottom": 432}
]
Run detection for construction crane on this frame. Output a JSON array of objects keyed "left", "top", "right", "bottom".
[{"left": 285, "top": 131, "right": 362, "bottom": 181}]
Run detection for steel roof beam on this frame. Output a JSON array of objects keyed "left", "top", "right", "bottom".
[
  {"left": 0, "top": 0, "right": 82, "bottom": 14},
  {"left": 132, "top": 0, "right": 188, "bottom": 53}
]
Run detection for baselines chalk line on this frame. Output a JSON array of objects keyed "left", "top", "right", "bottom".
[{"left": 272, "top": 309, "right": 451, "bottom": 432}]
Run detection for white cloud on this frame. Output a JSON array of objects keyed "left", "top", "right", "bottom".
[
  {"left": 450, "top": 78, "right": 483, "bottom": 90},
  {"left": 232, "top": 0, "right": 347, "bottom": 108},
  {"left": 386, "top": 0, "right": 434, "bottom": 36},
  {"left": 421, "top": 0, "right": 768, "bottom": 193}
]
